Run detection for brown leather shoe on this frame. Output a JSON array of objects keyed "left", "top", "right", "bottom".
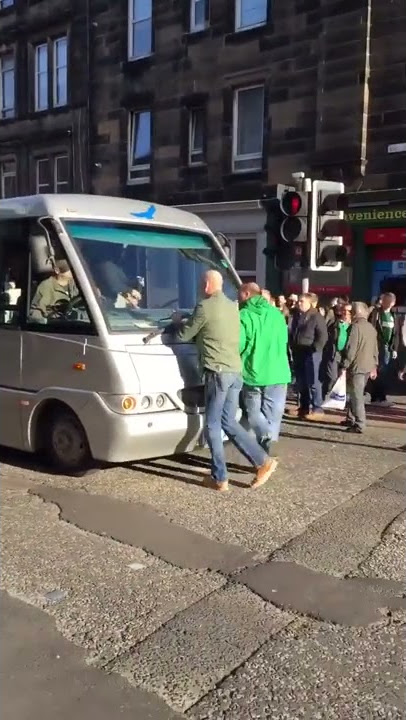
[
  {"left": 251, "top": 458, "right": 279, "bottom": 489},
  {"left": 285, "top": 407, "right": 301, "bottom": 417},
  {"left": 203, "top": 477, "right": 229, "bottom": 492}
]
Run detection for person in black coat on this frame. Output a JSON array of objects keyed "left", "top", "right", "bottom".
[{"left": 290, "top": 293, "right": 328, "bottom": 420}]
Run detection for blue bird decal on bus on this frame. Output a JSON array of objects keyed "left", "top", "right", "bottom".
[{"left": 131, "top": 204, "right": 156, "bottom": 220}]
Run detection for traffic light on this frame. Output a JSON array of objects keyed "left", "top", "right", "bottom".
[
  {"left": 262, "top": 195, "right": 294, "bottom": 271},
  {"left": 280, "top": 190, "right": 308, "bottom": 244},
  {"left": 310, "top": 180, "right": 349, "bottom": 271}
]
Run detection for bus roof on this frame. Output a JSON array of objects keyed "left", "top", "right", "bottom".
[{"left": 0, "top": 194, "right": 211, "bottom": 234}]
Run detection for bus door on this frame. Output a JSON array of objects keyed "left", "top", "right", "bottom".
[{"left": 0, "top": 219, "right": 30, "bottom": 449}]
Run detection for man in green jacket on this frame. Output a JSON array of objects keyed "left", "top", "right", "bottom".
[
  {"left": 239, "top": 283, "right": 291, "bottom": 454},
  {"left": 173, "top": 271, "right": 276, "bottom": 491}
]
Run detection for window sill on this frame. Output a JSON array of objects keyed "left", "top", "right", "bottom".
[
  {"left": 182, "top": 27, "right": 211, "bottom": 44},
  {"left": 30, "top": 105, "right": 70, "bottom": 119},
  {"left": 127, "top": 178, "right": 151, "bottom": 186},
  {"left": 0, "top": 115, "right": 17, "bottom": 124},
  {"left": 123, "top": 56, "right": 154, "bottom": 73},
  {"left": 223, "top": 168, "right": 266, "bottom": 183},
  {"left": 224, "top": 23, "right": 270, "bottom": 45}
]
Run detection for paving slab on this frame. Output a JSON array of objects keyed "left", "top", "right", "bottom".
[
  {"left": 272, "top": 484, "right": 406, "bottom": 576},
  {"left": 112, "top": 583, "right": 293, "bottom": 712},
  {"left": 0, "top": 489, "right": 223, "bottom": 664},
  {"left": 238, "top": 561, "right": 406, "bottom": 626},
  {"left": 32, "top": 484, "right": 257, "bottom": 572},
  {"left": 1, "top": 592, "right": 181, "bottom": 720},
  {"left": 188, "top": 620, "right": 405, "bottom": 720},
  {"left": 376, "top": 464, "right": 406, "bottom": 495},
  {"left": 356, "top": 511, "right": 406, "bottom": 585}
]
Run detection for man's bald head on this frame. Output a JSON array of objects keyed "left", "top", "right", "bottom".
[
  {"left": 201, "top": 269, "right": 223, "bottom": 297},
  {"left": 238, "top": 282, "right": 261, "bottom": 305}
]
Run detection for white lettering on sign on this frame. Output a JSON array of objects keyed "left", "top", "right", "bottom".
[
  {"left": 388, "top": 143, "right": 406, "bottom": 154},
  {"left": 392, "top": 261, "right": 406, "bottom": 276}
]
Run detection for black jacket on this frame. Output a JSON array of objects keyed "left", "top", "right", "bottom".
[{"left": 291, "top": 309, "right": 328, "bottom": 353}]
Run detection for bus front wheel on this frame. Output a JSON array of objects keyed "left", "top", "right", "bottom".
[{"left": 44, "top": 407, "right": 92, "bottom": 474}]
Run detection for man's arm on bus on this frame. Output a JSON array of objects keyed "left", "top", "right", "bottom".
[
  {"left": 29, "top": 283, "right": 48, "bottom": 321},
  {"left": 175, "top": 302, "right": 206, "bottom": 343}
]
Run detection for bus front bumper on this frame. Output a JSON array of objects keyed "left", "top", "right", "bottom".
[{"left": 81, "top": 402, "right": 206, "bottom": 464}]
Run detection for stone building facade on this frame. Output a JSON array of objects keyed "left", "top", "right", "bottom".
[{"left": 1, "top": 0, "right": 405, "bottom": 287}]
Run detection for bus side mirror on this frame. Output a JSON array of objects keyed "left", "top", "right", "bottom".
[
  {"left": 29, "top": 232, "right": 55, "bottom": 275},
  {"left": 215, "top": 232, "right": 231, "bottom": 259}
]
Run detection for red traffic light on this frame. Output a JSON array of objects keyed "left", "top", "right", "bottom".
[{"left": 281, "top": 191, "right": 302, "bottom": 216}]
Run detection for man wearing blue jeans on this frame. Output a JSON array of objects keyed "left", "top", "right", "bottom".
[
  {"left": 239, "top": 283, "right": 291, "bottom": 454},
  {"left": 174, "top": 270, "right": 277, "bottom": 491}
]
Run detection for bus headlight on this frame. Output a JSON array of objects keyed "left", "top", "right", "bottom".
[
  {"left": 100, "top": 393, "right": 175, "bottom": 414},
  {"left": 141, "top": 396, "right": 152, "bottom": 410},
  {"left": 155, "top": 394, "right": 166, "bottom": 409}
]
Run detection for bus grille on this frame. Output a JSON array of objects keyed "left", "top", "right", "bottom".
[{"left": 178, "top": 386, "right": 205, "bottom": 408}]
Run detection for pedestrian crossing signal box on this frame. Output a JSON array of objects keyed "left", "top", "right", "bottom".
[{"left": 310, "top": 180, "right": 349, "bottom": 272}]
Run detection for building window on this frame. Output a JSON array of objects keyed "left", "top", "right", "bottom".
[
  {"left": 234, "top": 237, "right": 257, "bottom": 282},
  {"left": 188, "top": 108, "right": 205, "bottom": 165},
  {"left": 0, "top": 53, "right": 15, "bottom": 119},
  {"left": 35, "top": 154, "right": 69, "bottom": 193},
  {"left": 128, "top": 110, "right": 151, "bottom": 184},
  {"left": 128, "top": 0, "right": 152, "bottom": 60},
  {"left": 235, "top": 0, "right": 267, "bottom": 31},
  {"left": 34, "top": 44, "right": 48, "bottom": 111},
  {"left": 190, "top": 0, "right": 208, "bottom": 32},
  {"left": 53, "top": 37, "right": 68, "bottom": 107},
  {"left": 0, "top": 0, "right": 15, "bottom": 8},
  {"left": 0, "top": 158, "right": 17, "bottom": 198},
  {"left": 232, "top": 85, "right": 264, "bottom": 173},
  {"left": 34, "top": 36, "right": 68, "bottom": 112}
]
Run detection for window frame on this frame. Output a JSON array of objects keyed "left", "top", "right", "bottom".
[
  {"left": 0, "top": 157, "right": 17, "bottom": 198},
  {"left": 127, "top": 110, "right": 152, "bottom": 185},
  {"left": 128, "top": 0, "right": 153, "bottom": 61},
  {"left": 52, "top": 36, "right": 68, "bottom": 108},
  {"left": 190, "top": 0, "right": 208, "bottom": 33},
  {"left": 235, "top": 0, "right": 268, "bottom": 32},
  {"left": 188, "top": 107, "right": 205, "bottom": 166},
  {"left": 0, "top": 51, "right": 15, "bottom": 120},
  {"left": 232, "top": 84, "right": 265, "bottom": 174},
  {"left": 34, "top": 42, "right": 49, "bottom": 112},
  {"left": 34, "top": 153, "right": 70, "bottom": 194}
]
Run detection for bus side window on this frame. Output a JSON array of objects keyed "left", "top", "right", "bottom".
[
  {"left": 27, "top": 227, "right": 90, "bottom": 328},
  {"left": 0, "top": 220, "right": 29, "bottom": 327}
]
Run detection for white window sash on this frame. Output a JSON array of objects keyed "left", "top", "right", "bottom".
[
  {"left": 0, "top": 160, "right": 16, "bottom": 198},
  {"left": 232, "top": 85, "right": 264, "bottom": 172},
  {"left": 190, "top": 0, "right": 206, "bottom": 32},
  {"left": 0, "top": 54, "right": 15, "bottom": 118},
  {"left": 128, "top": 0, "right": 152, "bottom": 60},
  {"left": 235, "top": 0, "right": 267, "bottom": 31},
  {"left": 52, "top": 37, "right": 67, "bottom": 107},
  {"left": 127, "top": 112, "right": 151, "bottom": 184},
  {"left": 34, "top": 44, "right": 48, "bottom": 111},
  {"left": 188, "top": 110, "right": 204, "bottom": 165},
  {"left": 35, "top": 158, "right": 50, "bottom": 194},
  {"left": 53, "top": 155, "right": 69, "bottom": 192}
]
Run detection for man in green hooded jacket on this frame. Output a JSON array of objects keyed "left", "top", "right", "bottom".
[{"left": 239, "top": 283, "right": 291, "bottom": 454}]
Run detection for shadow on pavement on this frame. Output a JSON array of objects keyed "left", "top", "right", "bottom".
[{"left": 280, "top": 430, "right": 404, "bottom": 453}]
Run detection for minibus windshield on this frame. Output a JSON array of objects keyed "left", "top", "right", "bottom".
[{"left": 63, "top": 220, "right": 239, "bottom": 332}]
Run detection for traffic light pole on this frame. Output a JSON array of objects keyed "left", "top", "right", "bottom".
[{"left": 301, "top": 187, "right": 311, "bottom": 294}]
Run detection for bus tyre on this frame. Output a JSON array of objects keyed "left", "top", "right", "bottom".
[{"left": 45, "top": 407, "right": 91, "bottom": 474}]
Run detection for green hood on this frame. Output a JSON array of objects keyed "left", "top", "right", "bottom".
[{"left": 239, "top": 296, "right": 291, "bottom": 386}]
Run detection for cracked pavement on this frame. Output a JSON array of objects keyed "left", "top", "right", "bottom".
[{"left": 1, "top": 412, "right": 405, "bottom": 718}]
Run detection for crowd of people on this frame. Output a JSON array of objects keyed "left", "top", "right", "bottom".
[{"left": 172, "top": 271, "right": 405, "bottom": 492}]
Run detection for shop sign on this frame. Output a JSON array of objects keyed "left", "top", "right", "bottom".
[{"left": 346, "top": 208, "right": 406, "bottom": 223}]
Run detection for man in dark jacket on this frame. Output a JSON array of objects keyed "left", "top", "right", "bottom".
[
  {"left": 339, "top": 302, "right": 378, "bottom": 433},
  {"left": 368, "top": 292, "right": 397, "bottom": 404},
  {"left": 322, "top": 302, "right": 352, "bottom": 397},
  {"left": 290, "top": 292, "right": 328, "bottom": 420}
]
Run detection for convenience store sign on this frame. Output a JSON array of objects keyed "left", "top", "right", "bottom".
[{"left": 346, "top": 207, "right": 406, "bottom": 223}]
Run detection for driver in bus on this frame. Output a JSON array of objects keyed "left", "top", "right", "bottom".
[{"left": 29, "top": 259, "right": 79, "bottom": 322}]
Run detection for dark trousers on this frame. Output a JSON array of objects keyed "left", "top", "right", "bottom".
[
  {"left": 347, "top": 373, "right": 369, "bottom": 431},
  {"left": 294, "top": 348, "right": 323, "bottom": 413},
  {"left": 370, "top": 346, "right": 391, "bottom": 402}
]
